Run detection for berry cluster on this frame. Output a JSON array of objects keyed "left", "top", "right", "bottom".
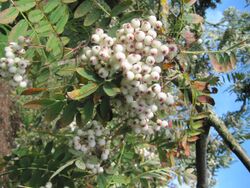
[
  {"left": 81, "top": 16, "right": 176, "bottom": 133},
  {"left": 0, "top": 36, "right": 30, "bottom": 88},
  {"left": 72, "top": 120, "right": 110, "bottom": 174}
]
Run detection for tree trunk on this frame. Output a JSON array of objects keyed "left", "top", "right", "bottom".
[{"left": 0, "top": 80, "right": 12, "bottom": 157}]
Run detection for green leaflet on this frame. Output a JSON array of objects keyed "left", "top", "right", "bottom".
[
  {"left": 74, "top": 0, "right": 93, "bottom": 18},
  {"left": 111, "top": 0, "right": 133, "bottom": 17},
  {"left": 15, "top": 0, "right": 36, "bottom": 12},
  {"left": 84, "top": 9, "right": 103, "bottom": 26},
  {"left": 28, "top": 9, "right": 44, "bottom": 23},
  {"left": 0, "top": 7, "right": 19, "bottom": 24},
  {"left": 103, "top": 82, "right": 120, "bottom": 97},
  {"left": 8, "top": 19, "right": 29, "bottom": 42},
  {"left": 67, "top": 83, "right": 99, "bottom": 100}
]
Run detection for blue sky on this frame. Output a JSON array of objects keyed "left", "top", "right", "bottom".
[{"left": 206, "top": 1, "right": 250, "bottom": 188}]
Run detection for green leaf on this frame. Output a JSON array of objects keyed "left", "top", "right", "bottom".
[
  {"left": 61, "top": 37, "right": 70, "bottom": 45},
  {"left": 49, "top": 159, "right": 76, "bottom": 181},
  {"left": 98, "top": 97, "right": 112, "bottom": 121},
  {"left": 43, "top": 0, "right": 60, "bottom": 13},
  {"left": 120, "top": 11, "right": 142, "bottom": 24},
  {"left": 28, "top": 9, "right": 44, "bottom": 23},
  {"left": 111, "top": 0, "right": 133, "bottom": 17},
  {"left": 103, "top": 82, "right": 120, "bottom": 97},
  {"left": 75, "top": 159, "right": 86, "bottom": 170},
  {"left": 15, "top": 0, "right": 36, "bottom": 12},
  {"left": 76, "top": 68, "right": 101, "bottom": 82},
  {"left": 110, "top": 175, "right": 130, "bottom": 185},
  {"left": 44, "top": 141, "right": 54, "bottom": 154},
  {"left": 8, "top": 19, "right": 29, "bottom": 42},
  {"left": 62, "top": 0, "right": 77, "bottom": 3},
  {"left": 24, "top": 99, "right": 55, "bottom": 109},
  {"left": 55, "top": 12, "right": 69, "bottom": 34},
  {"left": 59, "top": 102, "right": 78, "bottom": 126},
  {"left": 36, "top": 68, "right": 50, "bottom": 84},
  {"left": 0, "top": 7, "right": 19, "bottom": 24},
  {"left": 84, "top": 9, "right": 102, "bottom": 26},
  {"left": 80, "top": 99, "right": 94, "bottom": 123},
  {"left": 35, "top": 20, "right": 51, "bottom": 34},
  {"left": 97, "top": 174, "right": 107, "bottom": 188},
  {"left": 50, "top": 4, "right": 67, "bottom": 24},
  {"left": 190, "top": 120, "right": 203, "bottom": 129},
  {"left": 74, "top": 0, "right": 93, "bottom": 18},
  {"left": 46, "top": 34, "right": 63, "bottom": 57},
  {"left": 67, "top": 83, "right": 99, "bottom": 100},
  {"left": 56, "top": 65, "right": 76, "bottom": 76},
  {"left": 45, "top": 101, "right": 65, "bottom": 122}
]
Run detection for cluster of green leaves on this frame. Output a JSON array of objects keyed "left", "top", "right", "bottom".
[{"left": 2, "top": 140, "right": 79, "bottom": 187}]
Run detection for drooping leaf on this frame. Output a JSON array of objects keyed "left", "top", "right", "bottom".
[
  {"left": 28, "top": 10, "right": 44, "bottom": 23},
  {"left": 84, "top": 9, "right": 102, "bottom": 26},
  {"left": 111, "top": 0, "right": 132, "bottom": 17},
  {"left": 67, "top": 83, "right": 99, "bottom": 100},
  {"left": 8, "top": 19, "right": 29, "bottom": 42},
  {"left": 74, "top": 0, "right": 93, "bottom": 18},
  {"left": 103, "top": 82, "right": 120, "bottom": 97},
  {"left": 0, "top": 7, "right": 19, "bottom": 24}
]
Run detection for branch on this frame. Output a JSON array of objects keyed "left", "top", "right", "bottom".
[{"left": 208, "top": 112, "right": 250, "bottom": 172}]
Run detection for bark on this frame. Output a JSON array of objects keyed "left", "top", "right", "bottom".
[
  {"left": 208, "top": 112, "right": 250, "bottom": 172},
  {"left": 0, "top": 80, "right": 12, "bottom": 156},
  {"left": 195, "top": 125, "right": 210, "bottom": 188},
  {"left": 0, "top": 80, "right": 20, "bottom": 184}
]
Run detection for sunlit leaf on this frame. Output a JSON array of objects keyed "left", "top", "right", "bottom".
[
  {"left": 0, "top": 7, "right": 19, "bottom": 24},
  {"left": 15, "top": 0, "right": 36, "bottom": 12},
  {"left": 28, "top": 10, "right": 44, "bottom": 23},
  {"left": 67, "top": 83, "right": 99, "bottom": 100},
  {"left": 8, "top": 19, "right": 29, "bottom": 42}
]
